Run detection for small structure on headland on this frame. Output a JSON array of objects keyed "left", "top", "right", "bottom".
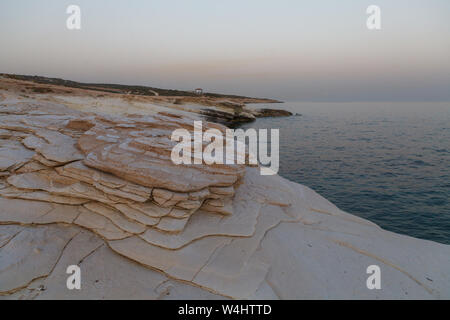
[{"left": 194, "top": 88, "right": 203, "bottom": 95}]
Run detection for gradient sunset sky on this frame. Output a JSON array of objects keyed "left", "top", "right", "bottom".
[{"left": 1, "top": 0, "right": 449, "bottom": 101}]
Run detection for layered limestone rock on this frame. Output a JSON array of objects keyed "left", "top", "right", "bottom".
[{"left": 0, "top": 100, "right": 449, "bottom": 300}]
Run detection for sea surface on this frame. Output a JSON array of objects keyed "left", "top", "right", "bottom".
[{"left": 243, "top": 102, "right": 450, "bottom": 244}]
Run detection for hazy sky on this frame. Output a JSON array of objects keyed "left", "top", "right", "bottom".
[{"left": 1, "top": 0, "right": 450, "bottom": 101}]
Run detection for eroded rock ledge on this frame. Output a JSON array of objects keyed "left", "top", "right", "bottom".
[{"left": 0, "top": 101, "right": 449, "bottom": 300}]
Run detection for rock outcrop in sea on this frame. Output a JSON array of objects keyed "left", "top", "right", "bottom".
[{"left": 0, "top": 98, "right": 449, "bottom": 300}]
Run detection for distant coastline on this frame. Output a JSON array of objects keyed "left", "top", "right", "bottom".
[
  {"left": 0, "top": 73, "right": 282, "bottom": 103},
  {"left": 0, "top": 73, "right": 291, "bottom": 127}
]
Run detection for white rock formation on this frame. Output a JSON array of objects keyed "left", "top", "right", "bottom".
[{"left": 0, "top": 100, "right": 449, "bottom": 300}]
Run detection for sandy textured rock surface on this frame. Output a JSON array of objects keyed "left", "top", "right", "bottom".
[{"left": 0, "top": 96, "right": 449, "bottom": 300}]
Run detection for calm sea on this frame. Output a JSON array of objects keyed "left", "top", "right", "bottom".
[{"left": 243, "top": 102, "right": 450, "bottom": 244}]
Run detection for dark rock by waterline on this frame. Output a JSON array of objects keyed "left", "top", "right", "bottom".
[
  {"left": 201, "top": 107, "right": 293, "bottom": 128},
  {"left": 200, "top": 109, "right": 256, "bottom": 128},
  {"left": 253, "top": 108, "right": 293, "bottom": 118}
]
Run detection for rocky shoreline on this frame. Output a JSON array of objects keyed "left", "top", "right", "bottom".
[
  {"left": 0, "top": 77, "right": 449, "bottom": 300},
  {"left": 0, "top": 74, "right": 291, "bottom": 128}
]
